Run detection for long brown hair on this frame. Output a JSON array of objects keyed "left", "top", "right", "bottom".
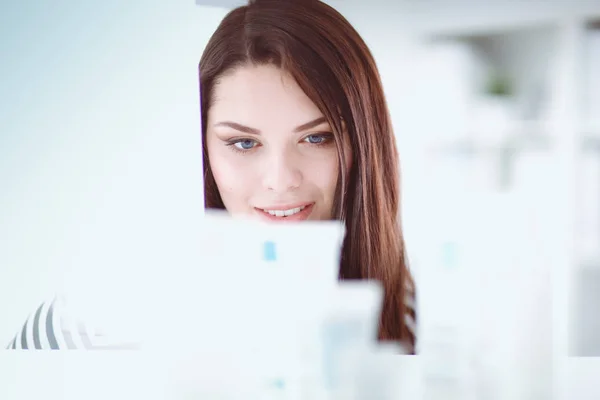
[{"left": 199, "top": 0, "right": 416, "bottom": 353}]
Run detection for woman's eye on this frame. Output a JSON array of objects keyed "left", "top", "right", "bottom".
[
  {"left": 233, "top": 139, "right": 258, "bottom": 150},
  {"left": 304, "top": 134, "right": 331, "bottom": 145}
]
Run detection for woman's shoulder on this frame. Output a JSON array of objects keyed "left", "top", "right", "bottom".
[{"left": 5, "top": 296, "right": 137, "bottom": 350}]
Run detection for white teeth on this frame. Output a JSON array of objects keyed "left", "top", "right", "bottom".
[{"left": 263, "top": 206, "right": 306, "bottom": 217}]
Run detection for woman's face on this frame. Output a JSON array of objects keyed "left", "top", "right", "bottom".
[{"left": 206, "top": 64, "right": 351, "bottom": 222}]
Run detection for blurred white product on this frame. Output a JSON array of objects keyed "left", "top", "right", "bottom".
[
  {"left": 414, "top": 195, "right": 477, "bottom": 400},
  {"left": 198, "top": 210, "right": 346, "bottom": 285},
  {"left": 342, "top": 343, "right": 408, "bottom": 400},
  {"left": 134, "top": 278, "right": 301, "bottom": 400},
  {"left": 418, "top": 256, "right": 477, "bottom": 400},
  {"left": 314, "top": 281, "right": 384, "bottom": 391},
  {"left": 318, "top": 342, "right": 421, "bottom": 400},
  {"left": 162, "top": 281, "right": 384, "bottom": 400},
  {"left": 464, "top": 194, "right": 553, "bottom": 400},
  {"left": 415, "top": 193, "right": 554, "bottom": 400}
]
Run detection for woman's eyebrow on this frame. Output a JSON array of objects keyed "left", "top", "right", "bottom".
[
  {"left": 213, "top": 122, "right": 261, "bottom": 135},
  {"left": 213, "top": 116, "right": 328, "bottom": 135},
  {"left": 293, "top": 117, "right": 327, "bottom": 133}
]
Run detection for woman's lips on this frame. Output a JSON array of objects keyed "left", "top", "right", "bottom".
[{"left": 254, "top": 203, "right": 314, "bottom": 222}]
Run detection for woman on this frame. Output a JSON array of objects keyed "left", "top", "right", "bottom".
[{"left": 6, "top": 0, "right": 417, "bottom": 354}]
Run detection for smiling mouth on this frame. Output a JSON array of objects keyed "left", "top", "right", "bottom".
[
  {"left": 261, "top": 205, "right": 306, "bottom": 217},
  {"left": 254, "top": 203, "right": 314, "bottom": 221}
]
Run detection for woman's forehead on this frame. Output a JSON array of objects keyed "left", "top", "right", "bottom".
[{"left": 208, "top": 65, "right": 327, "bottom": 131}]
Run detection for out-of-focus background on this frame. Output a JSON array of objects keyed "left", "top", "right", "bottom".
[{"left": 1, "top": 0, "right": 600, "bottom": 399}]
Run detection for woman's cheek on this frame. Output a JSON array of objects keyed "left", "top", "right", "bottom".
[
  {"left": 213, "top": 156, "right": 251, "bottom": 190},
  {"left": 307, "top": 150, "right": 340, "bottom": 194}
]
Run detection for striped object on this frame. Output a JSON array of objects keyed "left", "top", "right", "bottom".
[
  {"left": 4, "top": 296, "right": 137, "bottom": 350},
  {"left": 404, "top": 281, "right": 419, "bottom": 354}
]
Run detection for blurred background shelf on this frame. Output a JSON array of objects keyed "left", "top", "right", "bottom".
[{"left": 377, "top": 3, "right": 600, "bottom": 368}]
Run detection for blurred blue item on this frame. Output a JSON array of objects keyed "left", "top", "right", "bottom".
[
  {"left": 263, "top": 241, "right": 277, "bottom": 261},
  {"left": 441, "top": 241, "right": 458, "bottom": 268},
  {"left": 270, "top": 378, "right": 285, "bottom": 390}
]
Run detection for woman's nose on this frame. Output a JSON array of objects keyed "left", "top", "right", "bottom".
[{"left": 261, "top": 152, "right": 302, "bottom": 193}]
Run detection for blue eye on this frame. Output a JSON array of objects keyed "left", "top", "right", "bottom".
[
  {"left": 233, "top": 139, "right": 257, "bottom": 150},
  {"left": 305, "top": 134, "right": 330, "bottom": 144}
]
